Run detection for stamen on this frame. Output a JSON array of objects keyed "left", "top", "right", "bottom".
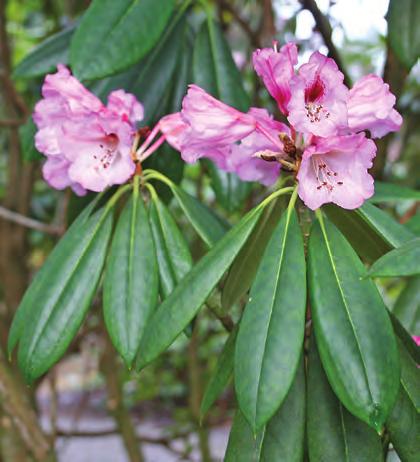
[
  {"left": 312, "top": 157, "right": 344, "bottom": 192},
  {"left": 305, "top": 103, "right": 330, "bottom": 123},
  {"left": 138, "top": 135, "right": 166, "bottom": 162},
  {"left": 93, "top": 133, "right": 119, "bottom": 171},
  {"left": 136, "top": 124, "right": 161, "bottom": 157}
]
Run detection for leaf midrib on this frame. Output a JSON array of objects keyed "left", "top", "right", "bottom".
[
  {"left": 23, "top": 209, "right": 110, "bottom": 371},
  {"left": 254, "top": 206, "right": 294, "bottom": 423},
  {"left": 319, "top": 218, "right": 374, "bottom": 408}
]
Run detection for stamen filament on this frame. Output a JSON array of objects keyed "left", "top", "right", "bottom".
[
  {"left": 136, "top": 123, "right": 161, "bottom": 157},
  {"left": 138, "top": 135, "right": 166, "bottom": 162}
]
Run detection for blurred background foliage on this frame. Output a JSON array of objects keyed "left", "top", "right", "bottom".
[{"left": 0, "top": 0, "right": 418, "bottom": 461}]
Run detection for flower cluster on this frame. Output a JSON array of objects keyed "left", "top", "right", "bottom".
[
  {"left": 160, "top": 43, "right": 402, "bottom": 210},
  {"left": 34, "top": 44, "right": 402, "bottom": 211},
  {"left": 34, "top": 65, "right": 145, "bottom": 195}
]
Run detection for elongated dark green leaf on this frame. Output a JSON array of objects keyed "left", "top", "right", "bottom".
[
  {"left": 398, "top": 340, "right": 420, "bottom": 411},
  {"left": 193, "top": 17, "right": 251, "bottom": 211},
  {"left": 8, "top": 198, "right": 100, "bottom": 354},
  {"left": 235, "top": 208, "right": 306, "bottom": 431},
  {"left": 307, "top": 339, "right": 383, "bottom": 462},
  {"left": 201, "top": 328, "right": 237, "bottom": 419},
  {"left": 13, "top": 26, "right": 74, "bottom": 78},
  {"left": 70, "top": 0, "right": 175, "bottom": 80},
  {"left": 387, "top": 0, "right": 420, "bottom": 69},
  {"left": 170, "top": 184, "right": 228, "bottom": 247},
  {"left": 356, "top": 203, "right": 415, "bottom": 247},
  {"left": 136, "top": 206, "right": 264, "bottom": 370},
  {"left": 225, "top": 359, "right": 305, "bottom": 462},
  {"left": 148, "top": 195, "right": 192, "bottom": 299},
  {"left": 324, "top": 202, "right": 415, "bottom": 261},
  {"left": 386, "top": 340, "right": 420, "bottom": 462},
  {"left": 370, "top": 182, "right": 420, "bottom": 203},
  {"left": 222, "top": 198, "right": 284, "bottom": 310},
  {"left": 389, "top": 312, "right": 420, "bottom": 364},
  {"left": 204, "top": 160, "right": 253, "bottom": 213},
  {"left": 224, "top": 411, "right": 263, "bottom": 462},
  {"left": 103, "top": 192, "right": 158, "bottom": 367},
  {"left": 387, "top": 386, "right": 420, "bottom": 461},
  {"left": 368, "top": 237, "right": 420, "bottom": 277},
  {"left": 192, "top": 18, "right": 249, "bottom": 110},
  {"left": 93, "top": 13, "right": 186, "bottom": 123},
  {"left": 308, "top": 217, "right": 400, "bottom": 431},
  {"left": 259, "top": 359, "right": 305, "bottom": 462},
  {"left": 392, "top": 276, "right": 420, "bottom": 335},
  {"left": 141, "top": 24, "right": 191, "bottom": 192},
  {"left": 15, "top": 206, "right": 113, "bottom": 382}
]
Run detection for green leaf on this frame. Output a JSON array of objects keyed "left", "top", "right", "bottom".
[
  {"left": 192, "top": 18, "right": 249, "bottom": 110},
  {"left": 405, "top": 213, "right": 420, "bottom": 235},
  {"left": 201, "top": 328, "right": 237, "bottom": 419},
  {"left": 370, "top": 182, "right": 420, "bottom": 203},
  {"left": 398, "top": 340, "right": 420, "bottom": 411},
  {"left": 368, "top": 237, "right": 420, "bottom": 278},
  {"left": 392, "top": 276, "right": 420, "bottom": 335},
  {"left": 103, "top": 189, "right": 158, "bottom": 367},
  {"left": 389, "top": 312, "right": 420, "bottom": 365},
  {"left": 19, "top": 118, "right": 43, "bottom": 162},
  {"left": 308, "top": 216, "right": 400, "bottom": 431},
  {"left": 224, "top": 411, "right": 263, "bottom": 462},
  {"left": 204, "top": 160, "right": 253, "bottom": 213},
  {"left": 386, "top": 340, "right": 420, "bottom": 462},
  {"left": 307, "top": 339, "right": 384, "bottom": 462},
  {"left": 235, "top": 206, "right": 306, "bottom": 431},
  {"left": 8, "top": 198, "right": 100, "bottom": 355},
  {"left": 193, "top": 17, "right": 252, "bottom": 212},
  {"left": 324, "top": 202, "right": 415, "bottom": 261},
  {"left": 222, "top": 197, "right": 284, "bottom": 310},
  {"left": 259, "top": 359, "right": 305, "bottom": 462},
  {"left": 170, "top": 183, "right": 228, "bottom": 247},
  {"left": 92, "top": 12, "right": 186, "bottom": 123},
  {"left": 15, "top": 205, "right": 113, "bottom": 382},
  {"left": 136, "top": 205, "right": 264, "bottom": 370},
  {"left": 387, "top": 0, "right": 420, "bottom": 69},
  {"left": 224, "top": 359, "right": 306, "bottom": 462},
  {"left": 356, "top": 203, "right": 415, "bottom": 248},
  {"left": 13, "top": 26, "right": 74, "bottom": 79},
  {"left": 70, "top": 0, "right": 175, "bottom": 80},
  {"left": 148, "top": 194, "right": 192, "bottom": 299}
]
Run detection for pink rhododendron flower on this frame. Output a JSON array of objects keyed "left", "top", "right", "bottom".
[
  {"left": 288, "top": 52, "right": 349, "bottom": 137},
  {"left": 413, "top": 336, "right": 420, "bottom": 347},
  {"left": 347, "top": 75, "right": 403, "bottom": 138},
  {"left": 252, "top": 42, "right": 298, "bottom": 115},
  {"left": 159, "top": 43, "right": 402, "bottom": 210},
  {"left": 297, "top": 134, "right": 375, "bottom": 210},
  {"left": 160, "top": 96, "right": 287, "bottom": 185},
  {"left": 34, "top": 65, "right": 147, "bottom": 194}
]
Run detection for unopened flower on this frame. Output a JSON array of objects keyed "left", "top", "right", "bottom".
[
  {"left": 34, "top": 65, "right": 144, "bottom": 194},
  {"left": 160, "top": 43, "right": 402, "bottom": 210}
]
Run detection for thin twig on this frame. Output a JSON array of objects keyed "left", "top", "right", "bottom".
[
  {"left": 0, "top": 205, "right": 62, "bottom": 235},
  {"left": 299, "top": 0, "right": 351, "bottom": 87},
  {"left": 0, "top": 118, "right": 26, "bottom": 127}
]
